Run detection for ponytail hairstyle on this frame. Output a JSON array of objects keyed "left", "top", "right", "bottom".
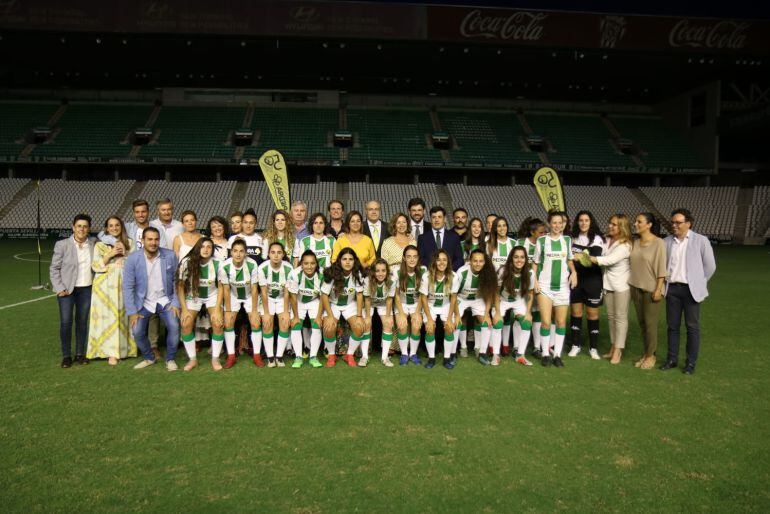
[
  {"left": 368, "top": 258, "right": 393, "bottom": 298},
  {"left": 518, "top": 216, "right": 546, "bottom": 240},
  {"left": 636, "top": 212, "right": 661, "bottom": 238},
  {"left": 468, "top": 248, "right": 499, "bottom": 305},
  {"left": 323, "top": 247, "right": 363, "bottom": 296},
  {"left": 398, "top": 245, "right": 423, "bottom": 293},
  {"left": 500, "top": 246, "right": 531, "bottom": 299},
  {"left": 180, "top": 237, "right": 214, "bottom": 297}
]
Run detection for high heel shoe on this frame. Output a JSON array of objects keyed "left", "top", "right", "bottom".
[
  {"left": 610, "top": 348, "right": 622, "bottom": 365},
  {"left": 602, "top": 345, "right": 615, "bottom": 359}
]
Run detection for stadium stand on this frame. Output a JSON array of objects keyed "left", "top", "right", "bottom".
[
  {"left": 440, "top": 110, "right": 534, "bottom": 167},
  {"left": 610, "top": 116, "right": 706, "bottom": 170},
  {"left": 746, "top": 186, "right": 770, "bottom": 238},
  {"left": 0, "top": 102, "right": 59, "bottom": 160},
  {"left": 238, "top": 181, "right": 337, "bottom": 229},
  {"left": 348, "top": 182, "right": 440, "bottom": 221},
  {"left": 0, "top": 178, "right": 30, "bottom": 207},
  {"left": 641, "top": 186, "right": 738, "bottom": 239},
  {"left": 243, "top": 107, "right": 339, "bottom": 162},
  {"left": 446, "top": 184, "right": 544, "bottom": 227},
  {"left": 563, "top": 186, "right": 646, "bottom": 228},
  {"left": 0, "top": 179, "right": 134, "bottom": 229},
  {"left": 30, "top": 103, "right": 151, "bottom": 160},
  {"left": 526, "top": 113, "right": 636, "bottom": 169},
  {"left": 139, "top": 106, "right": 245, "bottom": 161},
  {"left": 346, "top": 108, "right": 442, "bottom": 165},
  {"left": 127, "top": 180, "right": 237, "bottom": 228}
]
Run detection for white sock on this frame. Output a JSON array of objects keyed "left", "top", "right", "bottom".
[
  {"left": 474, "top": 328, "right": 484, "bottom": 353},
  {"left": 251, "top": 329, "right": 263, "bottom": 355},
  {"left": 211, "top": 336, "right": 224, "bottom": 359},
  {"left": 491, "top": 326, "right": 502, "bottom": 355},
  {"left": 550, "top": 324, "right": 556, "bottom": 352},
  {"left": 409, "top": 334, "right": 420, "bottom": 356},
  {"left": 347, "top": 336, "right": 361, "bottom": 355},
  {"left": 532, "top": 321, "right": 541, "bottom": 352},
  {"left": 443, "top": 333, "right": 455, "bottom": 358},
  {"left": 262, "top": 332, "right": 274, "bottom": 358},
  {"left": 554, "top": 329, "right": 565, "bottom": 357},
  {"left": 502, "top": 321, "right": 512, "bottom": 349},
  {"left": 398, "top": 334, "right": 409, "bottom": 356},
  {"left": 459, "top": 328, "right": 468, "bottom": 349},
  {"left": 381, "top": 333, "right": 393, "bottom": 359},
  {"left": 516, "top": 324, "right": 532, "bottom": 356},
  {"left": 276, "top": 332, "right": 289, "bottom": 358},
  {"left": 324, "top": 340, "right": 336, "bottom": 355},
  {"left": 183, "top": 339, "right": 197, "bottom": 360},
  {"left": 291, "top": 328, "right": 303, "bottom": 356},
  {"left": 481, "top": 325, "right": 491, "bottom": 352},
  {"left": 224, "top": 329, "right": 236, "bottom": 355},
  {"left": 308, "top": 328, "right": 322, "bottom": 357},
  {"left": 361, "top": 333, "right": 371, "bottom": 359}
]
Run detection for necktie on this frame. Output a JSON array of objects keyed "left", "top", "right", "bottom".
[
  {"left": 435, "top": 230, "right": 442, "bottom": 249},
  {"left": 372, "top": 224, "right": 380, "bottom": 248}
]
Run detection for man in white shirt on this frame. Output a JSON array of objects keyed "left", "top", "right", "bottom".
[
  {"left": 50, "top": 214, "right": 96, "bottom": 368},
  {"left": 362, "top": 200, "right": 389, "bottom": 258},
  {"left": 150, "top": 197, "right": 183, "bottom": 251}
]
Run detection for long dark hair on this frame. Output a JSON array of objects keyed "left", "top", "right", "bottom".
[
  {"left": 468, "top": 248, "right": 498, "bottom": 304},
  {"left": 500, "top": 246, "right": 531, "bottom": 299},
  {"left": 398, "top": 245, "right": 423, "bottom": 293},
  {"left": 570, "top": 210, "right": 604, "bottom": 243},
  {"left": 323, "top": 247, "right": 363, "bottom": 296},
  {"left": 486, "top": 216, "right": 510, "bottom": 255},
  {"left": 181, "top": 237, "right": 214, "bottom": 297},
  {"left": 635, "top": 212, "right": 661, "bottom": 238},
  {"left": 463, "top": 217, "right": 486, "bottom": 255},
  {"left": 427, "top": 249, "right": 453, "bottom": 292},
  {"left": 307, "top": 212, "right": 329, "bottom": 236},
  {"left": 103, "top": 216, "right": 131, "bottom": 250},
  {"left": 368, "top": 258, "right": 393, "bottom": 298},
  {"left": 517, "top": 217, "right": 545, "bottom": 240},
  {"left": 342, "top": 210, "right": 364, "bottom": 235}
]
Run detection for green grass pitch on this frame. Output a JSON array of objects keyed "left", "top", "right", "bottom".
[{"left": 1, "top": 239, "right": 768, "bottom": 512}]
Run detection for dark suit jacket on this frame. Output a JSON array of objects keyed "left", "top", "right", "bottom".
[
  {"left": 362, "top": 219, "right": 390, "bottom": 258},
  {"left": 417, "top": 227, "right": 464, "bottom": 271}
]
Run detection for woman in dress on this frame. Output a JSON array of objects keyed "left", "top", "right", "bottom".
[
  {"left": 86, "top": 216, "right": 136, "bottom": 365},
  {"left": 380, "top": 212, "right": 416, "bottom": 268},
  {"left": 331, "top": 211, "right": 376, "bottom": 269},
  {"left": 173, "top": 210, "right": 202, "bottom": 261},
  {"left": 262, "top": 209, "right": 295, "bottom": 262},
  {"left": 320, "top": 247, "right": 365, "bottom": 367}
]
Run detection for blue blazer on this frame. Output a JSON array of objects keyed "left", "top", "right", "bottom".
[
  {"left": 417, "top": 228, "right": 464, "bottom": 271},
  {"left": 123, "top": 248, "right": 180, "bottom": 315}
]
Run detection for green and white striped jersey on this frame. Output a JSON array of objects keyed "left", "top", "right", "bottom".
[
  {"left": 262, "top": 237, "right": 292, "bottom": 261},
  {"left": 218, "top": 257, "right": 259, "bottom": 301},
  {"left": 498, "top": 268, "right": 536, "bottom": 302},
  {"left": 452, "top": 264, "right": 481, "bottom": 301},
  {"left": 362, "top": 276, "right": 396, "bottom": 308},
  {"left": 419, "top": 274, "right": 451, "bottom": 309},
  {"left": 227, "top": 233, "right": 264, "bottom": 261},
  {"left": 534, "top": 235, "right": 574, "bottom": 292},
  {"left": 286, "top": 267, "right": 323, "bottom": 304},
  {"left": 293, "top": 235, "right": 335, "bottom": 270},
  {"left": 463, "top": 242, "right": 480, "bottom": 262},
  {"left": 513, "top": 238, "right": 538, "bottom": 264},
  {"left": 393, "top": 266, "right": 427, "bottom": 306},
  {"left": 320, "top": 272, "right": 363, "bottom": 307},
  {"left": 257, "top": 260, "right": 293, "bottom": 300},
  {"left": 490, "top": 237, "right": 516, "bottom": 271},
  {"left": 178, "top": 258, "right": 220, "bottom": 300}
]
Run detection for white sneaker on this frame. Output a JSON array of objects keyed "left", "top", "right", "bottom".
[
  {"left": 133, "top": 359, "right": 155, "bottom": 370},
  {"left": 460, "top": 347, "right": 469, "bottom": 358},
  {"left": 381, "top": 358, "right": 394, "bottom": 368},
  {"left": 166, "top": 360, "right": 178, "bottom": 371},
  {"left": 491, "top": 355, "right": 501, "bottom": 366},
  {"left": 589, "top": 348, "right": 601, "bottom": 360},
  {"left": 358, "top": 356, "right": 369, "bottom": 367},
  {"left": 568, "top": 345, "right": 581, "bottom": 357},
  {"left": 276, "top": 357, "right": 286, "bottom": 368}
]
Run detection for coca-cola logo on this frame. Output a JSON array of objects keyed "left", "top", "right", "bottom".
[
  {"left": 459, "top": 9, "right": 546, "bottom": 41},
  {"left": 290, "top": 6, "right": 321, "bottom": 23},
  {"left": 668, "top": 19, "right": 748, "bottom": 50},
  {"left": 599, "top": 15, "right": 627, "bottom": 49}
]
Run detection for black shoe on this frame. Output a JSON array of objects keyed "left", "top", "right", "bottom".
[
  {"left": 553, "top": 356, "right": 564, "bottom": 368},
  {"left": 659, "top": 360, "right": 678, "bottom": 371},
  {"left": 541, "top": 356, "right": 551, "bottom": 367},
  {"left": 449, "top": 354, "right": 457, "bottom": 366},
  {"left": 74, "top": 355, "right": 90, "bottom": 365},
  {"left": 61, "top": 357, "right": 72, "bottom": 368},
  {"left": 425, "top": 358, "right": 436, "bottom": 369},
  {"left": 532, "top": 348, "right": 542, "bottom": 359},
  {"left": 683, "top": 363, "right": 695, "bottom": 375}
]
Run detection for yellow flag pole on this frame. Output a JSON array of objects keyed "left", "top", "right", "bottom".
[
  {"left": 533, "top": 166, "right": 566, "bottom": 213},
  {"left": 257, "top": 150, "right": 291, "bottom": 211}
]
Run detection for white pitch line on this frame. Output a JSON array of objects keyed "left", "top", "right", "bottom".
[
  {"left": 0, "top": 294, "right": 56, "bottom": 311},
  {"left": 13, "top": 252, "right": 52, "bottom": 263}
]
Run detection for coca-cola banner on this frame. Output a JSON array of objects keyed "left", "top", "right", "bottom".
[
  {"left": 0, "top": 0, "right": 425, "bottom": 39},
  {"left": 427, "top": 6, "right": 770, "bottom": 53}
]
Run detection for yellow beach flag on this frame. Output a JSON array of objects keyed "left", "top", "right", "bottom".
[
  {"left": 533, "top": 166, "right": 565, "bottom": 213},
  {"left": 257, "top": 149, "right": 291, "bottom": 211}
]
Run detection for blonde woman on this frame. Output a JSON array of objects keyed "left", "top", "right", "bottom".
[{"left": 380, "top": 212, "right": 416, "bottom": 268}]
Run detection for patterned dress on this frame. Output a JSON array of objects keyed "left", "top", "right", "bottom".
[{"left": 86, "top": 240, "right": 138, "bottom": 359}]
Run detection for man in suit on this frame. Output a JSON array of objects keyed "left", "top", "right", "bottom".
[
  {"left": 417, "top": 206, "right": 464, "bottom": 271},
  {"left": 407, "top": 197, "right": 431, "bottom": 240},
  {"left": 362, "top": 200, "right": 389, "bottom": 258},
  {"left": 50, "top": 214, "right": 96, "bottom": 368},
  {"left": 123, "top": 226, "right": 181, "bottom": 371},
  {"left": 660, "top": 208, "right": 716, "bottom": 375}
]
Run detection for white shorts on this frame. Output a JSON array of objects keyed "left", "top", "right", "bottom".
[
  {"left": 367, "top": 304, "right": 391, "bottom": 318},
  {"left": 185, "top": 294, "right": 219, "bottom": 311},
  {"left": 230, "top": 296, "right": 255, "bottom": 313},
  {"left": 423, "top": 304, "right": 450, "bottom": 323},
  {"left": 398, "top": 302, "right": 419, "bottom": 316},
  {"left": 498, "top": 298, "right": 527, "bottom": 318},
  {"left": 259, "top": 296, "right": 286, "bottom": 316},
  {"left": 539, "top": 287, "right": 570, "bottom": 307},
  {"left": 296, "top": 299, "right": 320, "bottom": 321},
  {"left": 330, "top": 302, "right": 359, "bottom": 321},
  {"left": 457, "top": 297, "right": 487, "bottom": 317}
]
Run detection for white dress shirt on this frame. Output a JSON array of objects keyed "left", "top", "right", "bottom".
[
  {"left": 669, "top": 232, "right": 690, "bottom": 284},
  {"left": 151, "top": 218, "right": 183, "bottom": 250},
  {"left": 143, "top": 253, "right": 170, "bottom": 312},
  {"left": 74, "top": 238, "right": 93, "bottom": 287},
  {"left": 411, "top": 220, "right": 424, "bottom": 239}
]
